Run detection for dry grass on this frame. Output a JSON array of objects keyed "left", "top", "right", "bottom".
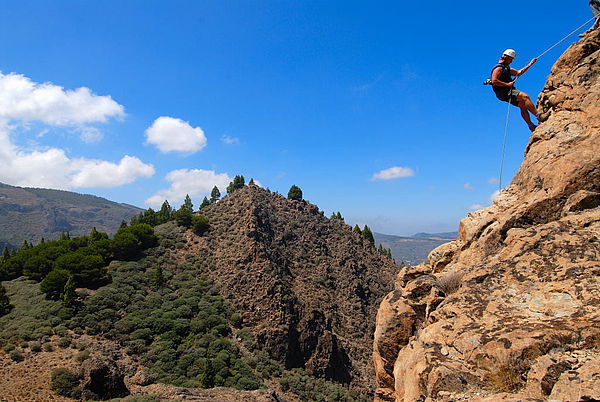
[
  {"left": 484, "top": 356, "right": 528, "bottom": 392},
  {"left": 436, "top": 271, "right": 464, "bottom": 295}
]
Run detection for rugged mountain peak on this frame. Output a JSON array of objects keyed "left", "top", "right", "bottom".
[
  {"left": 373, "top": 31, "right": 600, "bottom": 401},
  {"left": 186, "top": 185, "right": 398, "bottom": 389}
]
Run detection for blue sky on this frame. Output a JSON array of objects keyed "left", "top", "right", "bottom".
[{"left": 0, "top": 1, "right": 593, "bottom": 235}]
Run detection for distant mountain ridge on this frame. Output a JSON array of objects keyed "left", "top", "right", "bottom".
[
  {"left": 0, "top": 182, "right": 143, "bottom": 248},
  {"left": 374, "top": 231, "right": 457, "bottom": 265}
]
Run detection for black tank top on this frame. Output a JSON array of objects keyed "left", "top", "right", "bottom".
[{"left": 491, "top": 63, "right": 514, "bottom": 95}]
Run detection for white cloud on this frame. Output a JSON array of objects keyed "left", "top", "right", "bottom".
[
  {"left": 468, "top": 204, "right": 484, "bottom": 211},
  {"left": 0, "top": 128, "right": 154, "bottom": 189},
  {"left": 371, "top": 166, "right": 415, "bottom": 181},
  {"left": 0, "top": 72, "right": 125, "bottom": 126},
  {"left": 145, "top": 169, "right": 232, "bottom": 207},
  {"left": 463, "top": 182, "right": 474, "bottom": 190},
  {"left": 488, "top": 177, "right": 500, "bottom": 185},
  {"left": 145, "top": 116, "right": 207, "bottom": 154},
  {"left": 221, "top": 135, "right": 240, "bottom": 145},
  {"left": 70, "top": 156, "right": 155, "bottom": 188}
]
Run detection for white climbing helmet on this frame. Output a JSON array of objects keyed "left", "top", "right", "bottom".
[{"left": 503, "top": 48, "right": 517, "bottom": 58}]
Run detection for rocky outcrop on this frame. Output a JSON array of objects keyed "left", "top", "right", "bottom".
[
  {"left": 80, "top": 357, "right": 129, "bottom": 400},
  {"left": 186, "top": 185, "right": 398, "bottom": 391},
  {"left": 373, "top": 31, "right": 600, "bottom": 401}
]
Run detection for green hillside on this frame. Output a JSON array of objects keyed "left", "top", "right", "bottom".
[{"left": 0, "top": 183, "right": 142, "bottom": 249}]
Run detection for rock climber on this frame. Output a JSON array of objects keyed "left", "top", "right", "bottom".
[{"left": 490, "top": 49, "right": 539, "bottom": 132}]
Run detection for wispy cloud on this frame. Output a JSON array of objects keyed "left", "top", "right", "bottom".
[
  {"left": 353, "top": 72, "right": 386, "bottom": 92},
  {"left": 221, "top": 135, "right": 240, "bottom": 145},
  {"left": 488, "top": 177, "right": 499, "bottom": 185},
  {"left": 464, "top": 182, "right": 474, "bottom": 190},
  {"left": 468, "top": 203, "right": 484, "bottom": 211},
  {"left": 371, "top": 166, "right": 415, "bottom": 181}
]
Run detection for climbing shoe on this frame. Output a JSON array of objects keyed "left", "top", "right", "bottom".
[{"left": 528, "top": 124, "right": 537, "bottom": 132}]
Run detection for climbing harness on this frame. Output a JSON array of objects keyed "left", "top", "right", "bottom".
[{"left": 495, "top": 15, "right": 597, "bottom": 191}]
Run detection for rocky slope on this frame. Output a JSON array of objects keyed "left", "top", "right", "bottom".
[
  {"left": 187, "top": 185, "right": 398, "bottom": 391},
  {"left": 373, "top": 31, "right": 600, "bottom": 401},
  {"left": 0, "top": 182, "right": 142, "bottom": 248}
]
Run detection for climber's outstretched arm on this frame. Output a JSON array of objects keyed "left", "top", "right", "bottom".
[{"left": 514, "top": 58, "right": 538, "bottom": 76}]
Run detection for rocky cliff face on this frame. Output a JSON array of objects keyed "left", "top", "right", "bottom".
[
  {"left": 184, "top": 185, "right": 398, "bottom": 390},
  {"left": 373, "top": 31, "right": 600, "bottom": 401}
]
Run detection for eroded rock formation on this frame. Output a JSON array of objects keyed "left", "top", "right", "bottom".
[{"left": 373, "top": 31, "right": 600, "bottom": 401}]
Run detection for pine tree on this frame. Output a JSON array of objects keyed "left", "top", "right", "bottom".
[
  {"left": 330, "top": 211, "right": 344, "bottom": 221},
  {"left": 61, "top": 276, "right": 76, "bottom": 307},
  {"left": 353, "top": 225, "right": 362, "bottom": 235},
  {"left": 175, "top": 205, "right": 193, "bottom": 228},
  {"left": 248, "top": 178, "right": 255, "bottom": 186},
  {"left": 1, "top": 246, "right": 10, "bottom": 262},
  {"left": 151, "top": 266, "right": 165, "bottom": 289},
  {"left": 199, "top": 197, "right": 210, "bottom": 210},
  {"left": 183, "top": 194, "right": 194, "bottom": 212},
  {"left": 158, "top": 200, "right": 173, "bottom": 223},
  {"left": 119, "top": 220, "right": 128, "bottom": 229},
  {"left": 59, "top": 232, "right": 70, "bottom": 241},
  {"left": 0, "top": 283, "right": 12, "bottom": 316},
  {"left": 89, "top": 227, "right": 103, "bottom": 242},
  {"left": 199, "top": 359, "right": 215, "bottom": 388},
  {"left": 226, "top": 176, "right": 245, "bottom": 194},
  {"left": 287, "top": 185, "right": 303, "bottom": 201},
  {"left": 210, "top": 186, "right": 221, "bottom": 203},
  {"left": 362, "top": 225, "right": 375, "bottom": 247}
]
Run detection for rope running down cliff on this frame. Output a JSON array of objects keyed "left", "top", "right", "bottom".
[{"left": 498, "top": 15, "right": 597, "bottom": 191}]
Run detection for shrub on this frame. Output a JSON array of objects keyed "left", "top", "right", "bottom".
[
  {"left": 75, "top": 349, "right": 91, "bottom": 362},
  {"left": 436, "top": 271, "right": 463, "bottom": 296},
  {"left": 40, "top": 269, "right": 71, "bottom": 300},
  {"left": 43, "top": 342, "right": 54, "bottom": 352},
  {"left": 57, "top": 337, "right": 71, "bottom": 348},
  {"left": 29, "top": 341, "right": 42, "bottom": 352},
  {"left": 9, "top": 349, "right": 23, "bottom": 362},
  {"left": 191, "top": 216, "right": 210, "bottom": 236},
  {"left": 287, "top": 185, "right": 303, "bottom": 201},
  {"left": 2, "top": 343, "right": 15, "bottom": 352},
  {"left": 50, "top": 368, "right": 81, "bottom": 398}
]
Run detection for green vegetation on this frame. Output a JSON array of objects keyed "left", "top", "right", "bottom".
[
  {"left": 50, "top": 368, "right": 81, "bottom": 398},
  {"left": 199, "top": 197, "right": 211, "bottom": 210},
  {"left": 227, "top": 175, "right": 245, "bottom": 194},
  {"left": 287, "top": 185, "right": 303, "bottom": 201},
  {"left": 0, "top": 283, "right": 12, "bottom": 316},
  {"left": 0, "top": 225, "right": 157, "bottom": 301},
  {"left": 377, "top": 244, "right": 393, "bottom": 259},
  {"left": 330, "top": 211, "right": 344, "bottom": 221},
  {"left": 0, "top": 215, "right": 369, "bottom": 400},
  {"left": 279, "top": 368, "right": 368, "bottom": 402},
  {"left": 362, "top": 225, "right": 375, "bottom": 247},
  {"left": 191, "top": 216, "right": 210, "bottom": 236},
  {"left": 183, "top": 194, "right": 194, "bottom": 212},
  {"left": 210, "top": 186, "right": 221, "bottom": 203},
  {"left": 175, "top": 206, "right": 193, "bottom": 228}
]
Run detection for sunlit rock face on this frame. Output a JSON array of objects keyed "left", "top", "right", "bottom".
[{"left": 373, "top": 30, "right": 600, "bottom": 401}]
